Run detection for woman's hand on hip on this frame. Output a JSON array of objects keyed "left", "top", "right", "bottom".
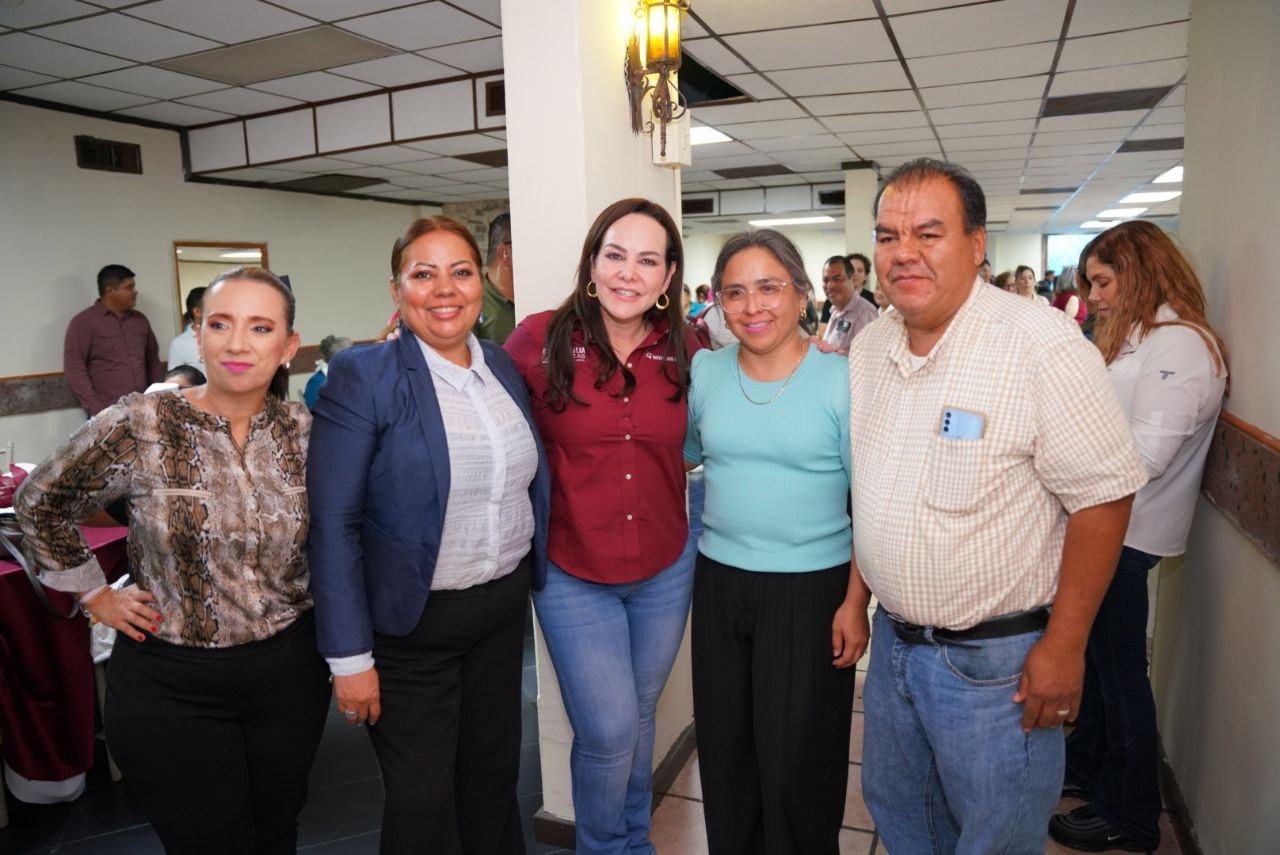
[
  {"left": 83, "top": 585, "right": 161, "bottom": 642},
  {"left": 334, "top": 668, "right": 382, "bottom": 726}
]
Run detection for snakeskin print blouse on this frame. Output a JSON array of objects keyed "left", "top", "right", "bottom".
[{"left": 16, "top": 391, "right": 313, "bottom": 647}]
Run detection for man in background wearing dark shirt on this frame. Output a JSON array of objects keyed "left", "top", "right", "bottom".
[{"left": 63, "top": 264, "right": 162, "bottom": 416}]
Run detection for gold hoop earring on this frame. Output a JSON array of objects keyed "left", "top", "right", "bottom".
[
  {"left": 587, "top": 282, "right": 598, "bottom": 298},
  {"left": 655, "top": 293, "right": 670, "bottom": 311}
]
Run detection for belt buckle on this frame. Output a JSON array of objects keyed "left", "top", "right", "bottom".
[{"left": 888, "top": 615, "right": 928, "bottom": 644}]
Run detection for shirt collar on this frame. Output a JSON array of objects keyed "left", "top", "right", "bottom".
[
  {"left": 416, "top": 332, "right": 486, "bottom": 391},
  {"left": 1126, "top": 303, "right": 1179, "bottom": 347},
  {"left": 886, "top": 274, "right": 986, "bottom": 376}
]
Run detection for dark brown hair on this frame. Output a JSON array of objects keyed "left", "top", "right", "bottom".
[
  {"left": 1079, "top": 220, "right": 1228, "bottom": 380},
  {"left": 202, "top": 266, "right": 295, "bottom": 400},
  {"left": 542, "top": 198, "right": 689, "bottom": 411},
  {"left": 390, "top": 216, "right": 483, "bottom": 280}
]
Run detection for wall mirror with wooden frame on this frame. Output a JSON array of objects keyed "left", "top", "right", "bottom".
[{"left": 171, "top": 241, "right": 269, "bottom": 334}]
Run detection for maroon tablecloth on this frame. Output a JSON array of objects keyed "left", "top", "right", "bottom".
[{"left": 0, "top": 526, "right": 128, "bottom": 784}]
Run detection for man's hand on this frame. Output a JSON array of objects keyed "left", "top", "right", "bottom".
[
  {"left": 334, "top": 668, "right": 382, "bottom": 726},
  {"left": 1012, "top": 635, "right": 1083, "bottom": 731}
]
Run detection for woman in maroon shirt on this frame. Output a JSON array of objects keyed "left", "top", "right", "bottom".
[{"left": 505, "top": 198, "right": 700, "bottom": 853}]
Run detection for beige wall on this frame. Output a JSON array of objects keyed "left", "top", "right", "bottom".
[
  {"left": 989, "top": 232, "right": 1043, "bottom": 280},
  {"left": 684, "top": 228, "right": 851, "bottom": 305},
  {"left": 0, "top": 100, "right": 431, "bottom": 462},
  {"left": 1151, "top": 1, "right": 1280, "bottom": 852}
]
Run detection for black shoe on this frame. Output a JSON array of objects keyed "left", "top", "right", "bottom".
[{"left": 1048, "top": 804, "right": 1152, "bottom": 852}]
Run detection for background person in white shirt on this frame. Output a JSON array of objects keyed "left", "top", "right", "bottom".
[
  {"left": 166, "top": 286, "right": 206, "bottom": 373},
  {"left": 816, "top": 255, "right": 879, "bottom": 354},
  {"left": 1050, "top": 221, "right": 1228, "bottom": 854}
]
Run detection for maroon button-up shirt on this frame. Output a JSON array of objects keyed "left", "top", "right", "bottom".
[
  {"left": 506, "top": 311, "right": 701, "bottom": 584},
  {"left": 63, "top": 302, "right": 162, "bottom": 415}
]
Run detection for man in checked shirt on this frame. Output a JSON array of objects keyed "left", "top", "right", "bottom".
[{"left": 847, "top": 159, "right": 1148, "bottom": 854}]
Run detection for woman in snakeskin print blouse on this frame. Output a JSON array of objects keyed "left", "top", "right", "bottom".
[{"left": 15, "top": 268, "right": 331, "bottom": 853}]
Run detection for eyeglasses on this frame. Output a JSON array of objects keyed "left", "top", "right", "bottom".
[{"left": 717, "top": 279, "right": 795, "bottom": 314}]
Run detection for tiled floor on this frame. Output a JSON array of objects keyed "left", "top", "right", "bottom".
[
  {"left": 0, "top": 607, "right": 568, "bottom": 855},
  {"left": 648, "top": 665, "right": 1186, "bottom": 855}
]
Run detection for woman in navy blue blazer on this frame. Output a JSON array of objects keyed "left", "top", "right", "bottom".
[{"left": 306, "top": 216, "right": 550, "bottom": 855}]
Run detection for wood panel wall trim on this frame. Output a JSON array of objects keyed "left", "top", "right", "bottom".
[{"left": 1200, "top": 410, "right": 1280, "bottom": 564}]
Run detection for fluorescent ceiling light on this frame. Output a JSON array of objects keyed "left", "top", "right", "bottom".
[
  {"left": 1153, "top": 165, "right": 1183, "bottom": 184},
  {"left": 689, "top": 126, "right": 732, "bottom": 145},
  {"left": 1081, "top": 220, "right": 1120, "bottom": 230},
  {"left": 1119, "top": 191, "right": 1181, "bottom": 204},
  {"left": 747, "top": 216, "right": 835, "bottom": 227},
  {"left": 220, "top": 251, "right": 263, "bottom": 259},
  {"left": 1096, "top": 207, "right": 1147, "bottom": 218}
]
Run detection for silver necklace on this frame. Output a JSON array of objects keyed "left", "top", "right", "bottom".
[{"left": 736, "top": 346, "right": 807, "bottom": 406}]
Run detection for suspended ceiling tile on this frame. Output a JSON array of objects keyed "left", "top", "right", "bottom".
[
  {"left": 920, "top": 75, "right": 1049, "bottom": 109},
  {"left": 127, "top": 0, "right": 314, "bottom": 45},
  {"left": 929, "top": 98, "right": 1042, "bottom": 124},
  {"left": 720, "top": 117, "right": 828, "bottom": 141},
  {"left": 328, "top": 164, "right": 416, "bottom": 179},
  {"left": 1128, "top": 123, "right": 1183, "bottom": 140},
  {"left": 682, "top": 38, "right": 751, "bottom": 76},
  {"left": 80, "top": 66, "right": 225, "bottom": 100},
  {"left": 115, "top": 100, "right": 232, "bottom": 126},
  {"left": 204, "top": 166, "right": 309, "bottom": 183},
  {"left": 726, "top": 21, "right": 896, "bottom": 71},
  {"left": 188, "top": 122, "right": 248, "bottom": 172},
  {"left": 692, "top": 99, "right": 807, "bottom": 124},
  {"left": 857, "top": 139, "right": 945, "bottom": 158},
  {"left": 446, "top": 0, "right": 501, "bottom": 26},
  {"left": 1036, "top": 109, "right": 1150, "bottom": 132},
  {"left": 1058, "top": 22, "right": 1187, "bottom": 72},
  {"left": 1049, "top": 58, "right": 1186, "bottom": 98},
  {"left": 724, "top": 73, "right": 786, "bottom": 101},
  {"left": 329, "top": 144, "right": 434, "bottom": 165},
  {"left": 0, "top": 64, "right": 58, "bottom": 90},
  {"left": 13, "top": 79, "right": 153, "bottom": 111},
  {"left": 944, "top": 133, "right": 1034, "bottom": 152},
  {"left": 0, "top": 0, "right": 99, "bottom": 28},
  {"left": 419, "top": 36, "right": 503, "bottom": 73},
  {"left": 267, "top": 155, "right": 365, "bottom": 171},
  {"left": 1032, "top": 127, "right": 1128, "bottom": 145},
  {"left": 936, "top": 118, "right": 1037, "bottom": 138},
  {"left": 766, "top": 61, "right": 910, "bottom": 97},
  {"left": 261, "top": 0, "right": 420, "bottom": 22},
  {"left": 751, "top": 134, "right": 846, "bottom": 152},
  {"left": 799, "top": 90, "right": 920, "bottom": 115},
  {"left": 688, "top": 140, "right": 757, "bottom": 158},
  {"left": 250, "top": 71, "right": 377, "bottom": 101},
  {"left": 837, "top": 126, "right": 937, "bottom": 146},
  {"left": 0, "top": 32, "right": 131, "bottom": 77},
  {"left": 891, "top": 0, "right": 1069, "bottom": 58},
  {"left": 403, "top": 133, "right": 507, "bottom": 157},
  {"left": 36, "top": 14, "right": 220, "bottom": 63},
  {"left": 331, "top": 53, "right": 459, "bottom": 87},
  {"left": 822, "top": 111, "right": 929, "bottom": 133},
  {"left": 1068, "top": 0, "right": 1189, "bottom": 37},
  {"left": 337, "top": 3, "right": 498, "bottom": 52},
  {"left": 692, "top": 0, "right": 876, "bottom": 33},
  {"left": 180, "top": 87, "right": 303, "bottom": 115},
  {"left": 908, "top": 43, "right": 1054, "bottom": 87}
]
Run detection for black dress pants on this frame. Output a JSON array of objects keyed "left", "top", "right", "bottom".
[
  {"left": 692, "top": 554, "right": 856, "bottom": 855},
  {"left": 368, "top": 559, "right": 530, "bottom": 855},
  {"left": 105, "top": 611, "right": 331, "bottom": 854}
]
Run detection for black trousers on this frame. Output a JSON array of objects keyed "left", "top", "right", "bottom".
[
  {"left": 691, "top": 554, "right": 856, "bottom": 855},
  {"left": 368, "top": 559, "right": 530, "bottom": 855},
  {"left": 105, "top": 611, "right": 331, "bottom": 854},
  {"left": 1066, "top": 546, "right": 1164, "bottom": 848}
]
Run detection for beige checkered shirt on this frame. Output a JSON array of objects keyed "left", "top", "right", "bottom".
[{"left": 849, "top": 277, "right": 1147, "bottom": 629}]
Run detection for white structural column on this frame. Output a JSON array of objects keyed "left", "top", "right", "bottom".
[
  {"left": 843, "top": 166, "right": 879, "bottom": 277},
  {"left": 500, "top": 0, "right": 690, "bottom": 826}
]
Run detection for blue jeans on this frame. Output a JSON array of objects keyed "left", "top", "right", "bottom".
[
  {"left": 862, "top": 608, "right": 1063, "bottom": 854},
  {"left": 1066, "top": 546, "right": 1163, "bottom": 848},
  {"left": 533, "top": 536, "right": 696, "bottom": 854}
]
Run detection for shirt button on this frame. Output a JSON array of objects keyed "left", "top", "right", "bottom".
[
  {"left": 626, "top": 514, "right": 633, "bottom": 521},
  {"left": 626, "top": 362, "right": 633, "bottom": 369},
  {"left": 624, "top": 434, "right": 631, "bottom": 440},
  {"left": 623, "top": 397, "right": 630, "bottom": 403},
  {"left": 625, "top": 473, "right": 632, "bottom": 480}
]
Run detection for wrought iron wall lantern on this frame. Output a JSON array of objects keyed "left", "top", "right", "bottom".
[{"left": 625, "top": 0, "right": 690, "bottom": 158}]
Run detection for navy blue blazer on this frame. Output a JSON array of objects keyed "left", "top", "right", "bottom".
[{"left": 306, "top": 331, "right": 551, "bottom": 659}]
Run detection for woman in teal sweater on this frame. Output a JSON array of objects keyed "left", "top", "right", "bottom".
[{"left": 684, "top": 229, "right": 871, "bottom": 855}]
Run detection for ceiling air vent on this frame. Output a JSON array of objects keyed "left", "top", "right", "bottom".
[
  {"left": 683, "top": 197, "right": 716, "bottom": 215},
  {"left": 75, "top": 136, "right": 142, "bottom": 175},
  {"left": 817, "top": 189, "right": 845, "bottom": 207}
]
